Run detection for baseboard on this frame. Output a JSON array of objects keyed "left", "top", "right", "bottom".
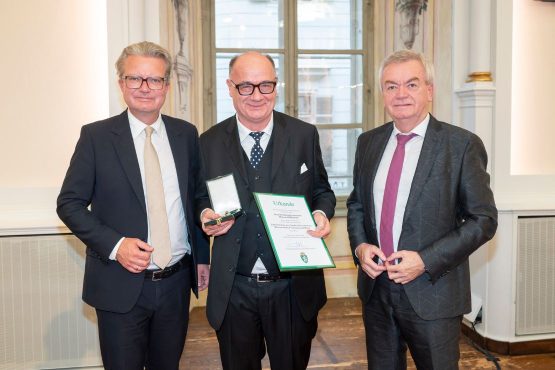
[{"left": 461, "top": 323, "right": 555, "bottom": 355}]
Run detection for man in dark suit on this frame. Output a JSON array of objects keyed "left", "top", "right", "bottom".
[
  {"left": 347, "top": 50, "right": 498, "bottom": 369},
  {"left": 198, "top": 51, "right": 336, "bottom": 370},
  {"left": 56, "top": 41, "right": 209, "bottom": 370}
]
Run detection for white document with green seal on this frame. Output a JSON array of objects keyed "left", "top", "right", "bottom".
[{"left": 253, "top": 192, "right": 335, "bottom": 271}]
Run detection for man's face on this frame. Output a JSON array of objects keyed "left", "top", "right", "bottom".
[
  {"left": 381, "top": 60, "right": 433, "bottom": 128},
  {"left": 118, "top": 55, "right": 169, "bottom": 124},
  {"left": 227, "top": 53, "right": 277, "bottom": 130}
]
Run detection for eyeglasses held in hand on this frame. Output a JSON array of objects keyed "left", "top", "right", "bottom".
[
  {"left": 123, "top": 76, "right": 166, "bottom": 90},
  {"left": 229, "top": 80, "right": 277, "bottom": 96}
]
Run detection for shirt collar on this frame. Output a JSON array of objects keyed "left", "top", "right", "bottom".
[
  {"left": 236, "top": 114, "right": 274, "bottom": 143},
  {"left": 128, "top": 110, "right": 164, "bottom": 139},
  {"left": 392, "top": 113, "right": 430, "bottom": 138}
]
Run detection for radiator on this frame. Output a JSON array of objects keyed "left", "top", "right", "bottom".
[
  {"left": 516, "top": 216, "right": 555, "bottom": 336},
  {"left": 0, "top": 235, "right": 101, "bottom": 370}
]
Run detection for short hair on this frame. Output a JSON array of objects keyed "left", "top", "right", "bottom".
[
  {"left": 115, "top": 41, "right": 172, "bottom": 80},
  {"left": 228, "top": 52, "right": 276, "bottom": 76},
  {"left": 378, "top": 50, "right": 434, "bottom": 91}
]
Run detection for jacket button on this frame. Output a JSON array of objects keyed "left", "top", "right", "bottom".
[
  {"left": 235, "top": 238, "right": 241, "bottom": 244},
  {"left": 257, "top": 233, "right": 262, "bottom": 238}
]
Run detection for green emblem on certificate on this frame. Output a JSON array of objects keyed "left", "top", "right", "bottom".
[{"left": 300, "top": 252, "right": 308, "bottom": 264}]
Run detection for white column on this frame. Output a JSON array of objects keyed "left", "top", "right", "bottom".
[
  {"left": 455, "top": 0, "right": 496, "bottom": 338},
  {"left": 455, "top": 86, "right": 495, "bottom": 170},
  {"left": 467, "top": 0, "right": 493, "bottom": 82},
  {"left": 454, "top": 0, "right": 495, "bottom": 164}
]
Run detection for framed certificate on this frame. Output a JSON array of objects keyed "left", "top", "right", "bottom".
[{"left": 254, "top": 192, "right": 335, "bottom": 271}]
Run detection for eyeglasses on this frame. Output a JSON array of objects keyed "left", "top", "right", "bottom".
[
  {"left": 123, "top": 76, "right": 166, "bottom": 90},
  {"left": 229, "top": 80, "right": 277, "bottom": 96}
]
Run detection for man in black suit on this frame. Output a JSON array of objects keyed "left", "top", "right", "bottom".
[
  {"left": 57, "top": 41, "right": 209, "bottom": 370},
  {"left": 347, "top": 50, "right": 498, "bottom": 369},
  {"left": 198, "top": 51, "right": 336, "bottom": 370}
]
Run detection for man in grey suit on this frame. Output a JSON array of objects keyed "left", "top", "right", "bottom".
[
  {"left": 198, "top": 51, "right": 336, "bottom": 369},
  {"left": 347, "top": 50, "right": 497, "bottom": 369}
]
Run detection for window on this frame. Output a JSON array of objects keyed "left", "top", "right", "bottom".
[{"left": 203, "top": 0, "right": 372, "bottom": 199}]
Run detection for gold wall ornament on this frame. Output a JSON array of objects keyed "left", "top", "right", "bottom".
[{"left": 467, "top": 72, "right": 493, "bottom": 82}]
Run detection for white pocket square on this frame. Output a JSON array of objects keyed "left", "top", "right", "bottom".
[{"left": 300, "top": 163, "right": 308, "bottom": 174}]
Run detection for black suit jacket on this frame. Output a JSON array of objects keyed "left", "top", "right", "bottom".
[
  {"left": 347, "top": 115, "right": 497, "bottom": 320},
  {"left": 57, "top": 111, "right": 209, "bottom": 313},
  {"left": 198, "top": 111, "right": 336, "bottom": 330}
]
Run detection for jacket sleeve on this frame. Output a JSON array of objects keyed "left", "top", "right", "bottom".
[
  {"left": 418, "top": 134, "right": 498, "bottom": 282},
  {"left": 56, "top": 125, "right": 122, "bottom": 260},
  {"left": 346, "top": 134, "right": 370, "bottom": 265}
]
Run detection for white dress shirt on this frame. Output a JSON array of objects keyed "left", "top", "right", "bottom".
[
  {"left": 110, "top": 111, "right": 190, "bottom": 269},
  {"left": 373, "top": 114, "right": 430, "bottom": 255},
  {"left": 236, "top": 115, "right": 274, "bottom": 156}
]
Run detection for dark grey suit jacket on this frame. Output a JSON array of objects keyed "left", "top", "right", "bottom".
[
  {"left": 198, "top": 111, "right": 336, "bottom": 330},
  {"left": 347, "top": 115, "right": 497, "bottom": 320},
  {"left": 57, "top": 111, "right": 209, "bottom": 313}
]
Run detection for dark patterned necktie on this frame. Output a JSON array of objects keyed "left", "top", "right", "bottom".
[{"left": 249, "top": 132, "right": 264, "bottom": 169}]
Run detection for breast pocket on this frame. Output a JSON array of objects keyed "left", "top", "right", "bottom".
[
  {"left": 297, "top": 170, "right": 311, "bottom": 184},
  {"left": 296, "top": 170, "right": 312, "bottom": 194}
]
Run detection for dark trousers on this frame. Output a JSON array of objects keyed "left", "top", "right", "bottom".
[
  {"left": 363, "top": 273, "right": 461, "bottom": 370},
  {"left": 95, "top": 264, "right": 192, "bottom": 370},
  {"left": 216, "top": 275, "right": 317, "bottom": 370}
]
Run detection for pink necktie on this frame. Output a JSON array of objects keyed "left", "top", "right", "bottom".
[{"left": 379, "top": 133, "right": 417, "bottom": 259}]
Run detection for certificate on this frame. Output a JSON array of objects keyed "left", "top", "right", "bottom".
[{"left": 254, "top": 193, "right": 335, "bottom": 271}]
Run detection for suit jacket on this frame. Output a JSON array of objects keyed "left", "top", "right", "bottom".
[
  {"left": 347, "top": 115, "right": 497, "bottom": 320},
  {"left": 198, "top": 111, "right": 336, "bottom": 330},
  {"left": 57, "top": 111, "right": 209, "bottom": 313}
]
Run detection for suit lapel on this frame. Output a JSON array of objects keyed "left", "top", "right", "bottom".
[
  {"left": 403, "top": 117, "right": 442, "bottom": 223},
  {"left": 224, "top": 117, "right": 249, "bottom": 187},
  {"left": 366, "top": 124, "right": 393, "bottom": 229},
  {"left": 165, "top": 116, "right": 190, "bottom": 207},
  {"left": 111, "top": 111, "right": 147, "bottom": 214},
  {"left": 270, "top": 112, "right": 289, "bottom": 183}
]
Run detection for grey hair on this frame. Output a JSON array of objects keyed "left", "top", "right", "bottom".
[
  {"left": 115, "top": 41, "right": 172, "bottom": 80},
  {"left": 228, "top": 52, "right": 276, "bottom": 75},
  {"left": 378, "top": 50, "right": 434, "bottom": 91}
]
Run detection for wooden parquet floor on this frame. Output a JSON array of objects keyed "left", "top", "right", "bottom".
[{"left": 181, "top": 298, "right": 555, "bottom": 369}]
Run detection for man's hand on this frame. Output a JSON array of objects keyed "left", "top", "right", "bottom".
[
  {"left": 385, "top": 250, "right": 425, "bottom": 284},
  {"left": 201, "top": 208, "right": 235, "bottom": 236},
  {"left": 307, "top": 212, "right": 331, "bottom": 238},
  {"left": 355, "top": 243, "right": 387, "bottom": 279},
  {"left": 116, "top": 238, "right": 153, "bottom": 273},
  {"left": 197, "top": 264, "right": 210, "bottom": 291}
]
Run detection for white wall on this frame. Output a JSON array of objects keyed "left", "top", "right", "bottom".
[
  {"left": 511, "top": 0, "right": 555, "bottom": 176},
  {"left": 0, "top": 0, "right": 109, "bottom": 230},
  {"left": 493, "top": 0, "right": 555, "bottom": 208},
  {"left": 0, "top": 0, "right": 168, "bottom": 232}
]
